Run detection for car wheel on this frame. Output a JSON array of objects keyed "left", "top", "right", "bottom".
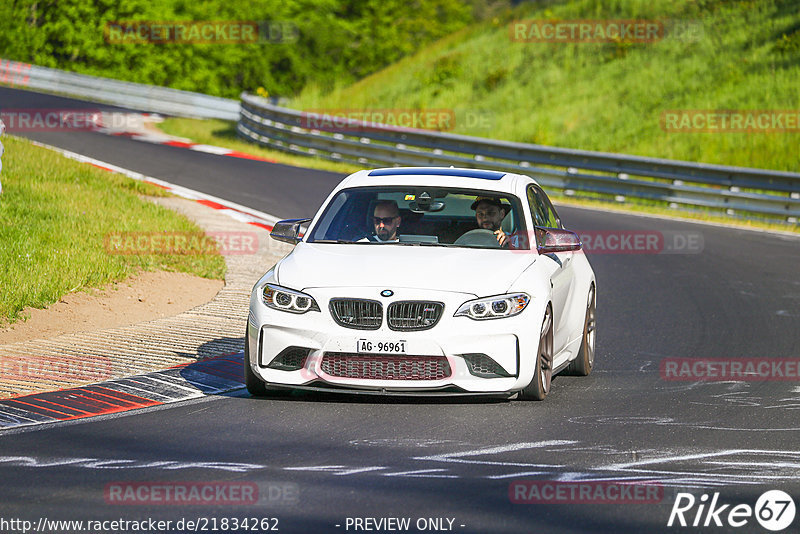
[
  {"left": 566, "top": 285, "right": 595, "bottom": 376},
  {"left": 519, "top": 305, "right": 553, "bottom": 401}
]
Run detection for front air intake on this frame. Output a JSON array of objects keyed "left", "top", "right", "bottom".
[
  {"left": 321, "top": 353, "right": 451, "bottom": 380},
  {"left": 267, "top": 347, "right": 311, "bottom": 371},
  {"left": 462, "top": 353, "right": 512, "bottom": 378}
]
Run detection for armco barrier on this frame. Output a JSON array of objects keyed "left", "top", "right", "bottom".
[
  {"left": 0, "top": 58, "right": 238, "bottom": 120},
  {"left": 237, "top": 93, "right": 800, "bottom": 223}
]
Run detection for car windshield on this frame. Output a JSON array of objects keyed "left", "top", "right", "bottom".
[{"left": 306, "top": 186, "right": 529, "bottom": 249}]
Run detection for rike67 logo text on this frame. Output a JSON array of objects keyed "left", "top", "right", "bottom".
[{"left": 668, "top": 490, "right": 795, "bottom": 531}]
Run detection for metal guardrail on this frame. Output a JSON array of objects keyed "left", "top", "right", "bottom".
[
  {"left": 0, "top": 58, "right": 239, "bottom": 120},
  {"left": 238, "top": 93, "right": 800, "bottom": 222}
]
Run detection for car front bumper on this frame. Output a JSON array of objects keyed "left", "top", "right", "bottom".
[{"left": 247, "top": 285, "right": 545, "bottom": 394}]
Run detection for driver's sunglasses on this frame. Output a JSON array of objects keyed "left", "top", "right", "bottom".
[{"left": 372, "top": 216, "right": 396, "bottom": 225}]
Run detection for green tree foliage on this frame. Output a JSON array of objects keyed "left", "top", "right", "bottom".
[{"left": 0, "top": 0, "right": 474, "bottom": 97}]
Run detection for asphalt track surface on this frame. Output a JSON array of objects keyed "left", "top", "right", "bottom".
[{"left": 2, "top": 86, "right": 800, "bottom": 533}]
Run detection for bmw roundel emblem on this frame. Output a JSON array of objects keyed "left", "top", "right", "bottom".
[{"left": 381, "top": 289, "right": 394, "bottom": 297}]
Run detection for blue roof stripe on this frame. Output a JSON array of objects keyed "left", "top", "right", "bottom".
[{"left": 368, "top": 168, "right": 506, "bottom": 180}]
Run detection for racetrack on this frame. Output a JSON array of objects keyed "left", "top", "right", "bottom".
[{"left": 2, "top": 86, "right": 799, "bottom": 533}]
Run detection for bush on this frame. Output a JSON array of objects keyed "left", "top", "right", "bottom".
[{"left": 0, "top": 0, "right": 475, "bottom": 98}]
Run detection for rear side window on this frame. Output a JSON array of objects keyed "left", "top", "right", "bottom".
[{"left": 527, "top": 185, "right": 560, "bottom": 228}]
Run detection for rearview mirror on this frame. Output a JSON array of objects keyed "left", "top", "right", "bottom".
[
  {"left": 270, "top": 218, "right": 311, "bottom": 244},
  {"left": 534, "top": 227, "right": 582, "bottom": 254},
  {"left": 408, "top": 191, "right": 445, "bottom": 212}
]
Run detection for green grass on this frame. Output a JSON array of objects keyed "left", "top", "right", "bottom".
[
  {"left": 0, "top": 136, "right": 226, "bottom": 324},
  {"left": 289, "top": 0, "right": 800, "bottom": 173}
]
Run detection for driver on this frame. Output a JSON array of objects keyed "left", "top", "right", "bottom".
[
  {"left": 471, "top": 197, "right": 510, "bottom": 247},
  {"left": 365, "top": 200, "right": 401, "bottom": 242}
]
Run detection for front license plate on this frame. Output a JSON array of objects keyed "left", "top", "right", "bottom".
[{"left": 357, "top": 339, "right": 407, "bottom": 354}]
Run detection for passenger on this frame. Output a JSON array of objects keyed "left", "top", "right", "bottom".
[{"left": 471, "top": 197, "right": 510, "bottom": 247}]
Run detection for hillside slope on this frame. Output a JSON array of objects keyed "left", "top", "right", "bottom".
[{"left": 290, "top": 0, "right": 800, "bottom": 171}]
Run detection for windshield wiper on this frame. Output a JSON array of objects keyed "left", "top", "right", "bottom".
[{"left": 310, "top": 239, "right": 354, "bottom": 244}]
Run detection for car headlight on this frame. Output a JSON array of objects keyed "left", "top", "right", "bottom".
[
  {"left": 454, "top": 293, "right": 530, "bottom": 320},
  {"left": 262, "top": 284, "right": 320, "bottom": 314}
]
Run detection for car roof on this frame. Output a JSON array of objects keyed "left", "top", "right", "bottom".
[{"left": 335, "top": 167, "right": 535, "bottom": 194}]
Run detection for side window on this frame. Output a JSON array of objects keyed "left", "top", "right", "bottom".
[
  {"left": 527, "top": 186, "right": 560, "bottom": 228},
  {"left": 528, "top": 185, "right": 561, "bottom": 228},
  {"left": 539, "top": 187, "right": 561, "bottom": 228},
  {"left": 526, "top": 187, "right": 548, "bottom": 227}
]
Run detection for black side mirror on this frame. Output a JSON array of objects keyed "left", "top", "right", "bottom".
[
  {"left": 270, "top": 218, "right": 311, "bottom": 244},
  {"left": 534, "top": 227, "right": 582, "bottom": 254}
]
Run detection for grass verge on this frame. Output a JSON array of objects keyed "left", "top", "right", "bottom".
[{"left": 0, "top": 135, "right": 226, "bottom": 324}]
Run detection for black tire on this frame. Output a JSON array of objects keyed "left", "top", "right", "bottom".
[
  {"left": 565, "top": 285, "right": 596, "bottom": 376},
  {"left": 519, "top": 305, "right": 553, "bottom": 401}
]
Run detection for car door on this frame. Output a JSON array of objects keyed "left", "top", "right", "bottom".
[{"left": 527, "top": 185, "right": 575, "bottom": 356}]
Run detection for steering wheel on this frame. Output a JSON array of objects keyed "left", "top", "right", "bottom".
[{"left": 454, "top": 229, "right": 501, "bottom": 248}]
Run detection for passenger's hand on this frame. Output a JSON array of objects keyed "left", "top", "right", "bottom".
[{"left": 494, "top": 230, "right": 509, "bottom": 247}]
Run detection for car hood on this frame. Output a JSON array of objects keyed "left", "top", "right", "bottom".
[{"left": 276, "top": 242, "right": 537, "bottom": 296}]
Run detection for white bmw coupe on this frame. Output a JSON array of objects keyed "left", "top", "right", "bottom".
[{"left": 246, "top": 167, "right": 596, "bottom": 400}]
